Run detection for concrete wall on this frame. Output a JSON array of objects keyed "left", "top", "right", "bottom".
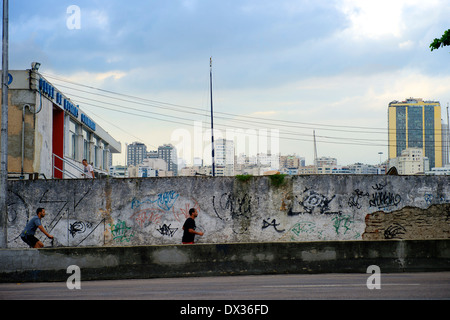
[
  {"left": 5, "top": 175, "right": 450, "bottom": 248},
  {"left": 1, "top": 240, "right": 449, "bottom": 282},
  {"left": 0, "top": 86, "right": 38, "bottom": 175}
]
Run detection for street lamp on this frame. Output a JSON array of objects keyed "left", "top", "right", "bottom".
[{"left": 31, "top": 61, "right": 41, "bottom": 71}]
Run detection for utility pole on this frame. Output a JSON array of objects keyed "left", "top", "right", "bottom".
[
  {"left": 210, "top": 57, "right": 215, "bottom": 177},
  {"left": 313, "top": 130, "right": 318, "bottom": 174},
  {"left": 0, "top": 0, "right": 9, "bottom": 248}
]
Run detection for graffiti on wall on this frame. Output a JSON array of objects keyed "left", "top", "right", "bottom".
[
  {"left": 110, "top": 219, "right": 134, "bottom": 243},
  {"left": 157, "top": 224, "right": 178, "bottom": 237},
  {"left": 130, "top": 191, "right": 200, "bottom": 228},
  {"left": 131, "top": 191, "right": 179, "bottom": 211},
  {"left": 212, "top": 192, "right": 258, "bottom": 235},
  {"left": 262, "top": 218, "right": 285, "bottom": 233},
  {"left": 68, "top": 221, "right": 93, "bottom": 238},
  {"left": 332, "top": 215, "right": 353, "bottom": 235},
  {"left": 212, "top": 192, "right": 253, "bottom": 221},
  {"left": 8, "top": 186, "right": 107, "bottom": 247},
  {"left": 290, "top": 221, "right": 317, "bottom": 238},
  {"left": 127, "top": 190, "right": 202, "bottom": 243},
  {"left": 283, "top": 213, "right": 360, "bottom": 241},
  {"left": 286, "top": 188, "right": 342, "bottom": 216},
  {"left": 348, "top": 182, "right": 402, "bottom": 211},
  {"left": 384, "top": 223, "right": 407, "bottom": 239}
]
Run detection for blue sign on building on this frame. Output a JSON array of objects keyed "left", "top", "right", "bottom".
[
  {"left": 39, "top": 78, "right": 55, "bottom": 99},
  {"left": 81, "top": 113, "right": 96, "bottom": 131},
  {"left": 40, "top": 77, "right": 96, "bottom": 132},
  {"left": 63, "top": 99, "right": 79, "bottom": 118}
]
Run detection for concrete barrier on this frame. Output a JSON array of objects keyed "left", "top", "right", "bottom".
[
  {"left": 5, "top": 176, "right": 450, "bottom": 248},
  {"left": 1, "top": 240, "right": 449, "bottom": 283}
]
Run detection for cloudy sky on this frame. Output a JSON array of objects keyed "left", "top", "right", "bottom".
[{"left": 8, "top": 0, "right": 450, "bottom": 166}]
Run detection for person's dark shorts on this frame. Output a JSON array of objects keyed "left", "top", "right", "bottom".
[{"left": 21, "top": 235, "right": 39, "bottom": 248}]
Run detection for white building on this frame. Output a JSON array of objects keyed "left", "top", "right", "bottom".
[
  {"left": 109, "top": 165, "right": 128, "bottom": 178},
  {"left": 426, "top": 164, "right": 450, "bottom": 175},
  {"left": 128, "top": 158, "right": 168, "bottom": 178},
  {"left": 215, "top": 139, "right": 235, "bottom": 176},
  {"left": 3, "top": 67, "right": 121, "bottom": 179},
  {"left": 348, "top": 163, "right": 385, "bottom": 175},
  {"left": 389, "top": 148, "right": 428, "bottom": 175}
]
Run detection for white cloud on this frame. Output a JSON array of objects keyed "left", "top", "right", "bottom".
[
  {"left": 338, "top": 0, "right": 406, "bottom": 39},
  {"left": 336, "top": 0, "right": 446, "bottom": 41}
]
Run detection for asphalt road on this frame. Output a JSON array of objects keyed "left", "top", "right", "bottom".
[{"left": 1, "top": 272, "right": 449, "bottom": 301}]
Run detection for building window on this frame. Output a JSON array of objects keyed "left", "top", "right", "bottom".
[
  {"left": 396, "top": 106, "right": 407, "bottom": 158},
  {"left": 424, "top": 106, "right": 435, "bottom": 168},
  {"left": 83, "top": 129, "right": 91, "bottom": 161},
  {"left": 69, "top": 120, "right": 78, "bottom": 159},
  {"left": 408, "top": 106, "right": 423, "bottom": 149},
  {"left": 93, "top": 136, "right": 99, "bottom": 168}
]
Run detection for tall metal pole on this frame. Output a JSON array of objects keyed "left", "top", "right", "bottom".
[
  {"left": 447, "top": 103, "right": 450, "bottom": 166},
  {"left": 210, "top": 57, "right": 215, "bottom": 177},
  {"left": 313, "top": 130, "right": 318, "bottom": 174},
  {"left": 0, "top": 0, "right": 9, "bottom": 248}
]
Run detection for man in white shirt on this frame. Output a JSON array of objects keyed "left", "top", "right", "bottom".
[{"left": 82, "top": 159, "right": 95, "bottom": 179}]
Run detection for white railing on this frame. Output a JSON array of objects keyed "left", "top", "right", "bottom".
[{"left": 52, "top": 154, "right": 85, "bottom": 179}]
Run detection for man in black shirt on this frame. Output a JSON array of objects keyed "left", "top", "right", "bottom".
[{"left": 182, "top": 208, "right": 204, "bottom": 244}]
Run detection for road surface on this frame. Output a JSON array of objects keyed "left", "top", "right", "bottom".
[{"left": 1, "top": 272, "right": 449, "bottom": 300}]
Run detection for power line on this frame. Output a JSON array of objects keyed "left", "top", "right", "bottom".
[
  {"left": 53, "top": 82, "right": 389, "bottom": 145},
  {"left": 68, "top": 92, "right": 387, "bottom": 147},
  {"left": 76, "top": 98, "right": 450, "bottom": 150},
  {"left": 68, "top": 88, "right": 445, "bottom": 148},
  {"left": 42, "top": 72, "right": 392, "bottom": 133},
  {"left": 42, "top": 72, "right": 448, "bottom": 149},
  {"left": 44, "top": 72, "right": 448, "bottom": 137}
]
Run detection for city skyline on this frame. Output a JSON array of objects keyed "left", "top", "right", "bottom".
[
  {"left": 124, "top": 139, "right": 387, "bottom": 171},
  {"left": 7, "top": 0, "right": 450, "bottom": 166}
]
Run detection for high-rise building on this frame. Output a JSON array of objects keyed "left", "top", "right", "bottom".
[
  {"left": 215, "top": 139, "right": 235, "bottom": 176},
  {"left": 127, "top": 142, "right": 147, "bottom": 167},
  {"left": 443, "top": 121, "right": 450, "bottom": 166},
  {"left": 388, "top": 98, "right": 443, "bottom": 169},
  {"left": 158, "top": 144, "right": 178, "bottom": 176}
]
